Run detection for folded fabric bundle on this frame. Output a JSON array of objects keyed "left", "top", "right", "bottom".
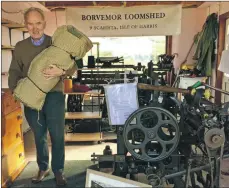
[
  {"left": 13, "top": 25, "right": 93, "bottom": 110},
  {"left": 73, "top": 84, "right": 92, "bottom": 92}
]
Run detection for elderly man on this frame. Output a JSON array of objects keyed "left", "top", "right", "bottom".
[{"left": 8, "top": 7, "right": 77, "bottom": 186}]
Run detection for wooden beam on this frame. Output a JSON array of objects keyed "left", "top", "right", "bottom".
[
  {"left": 96, "top": 1, "right": 123, "bottom": 6},
  {"left": 126, "top": 1, "right": 158, "bottom": 6},
  {"left": 182, "top": 1, "right": 204, "bottom": 8},
  {"left": 215, "top": 11, "right": 229, "bottom": 104},
  {"left": 196, "top": 2, "right": 205, "bottom": 7},
  {"left": 166, "top": 36, "right": 172, "bottom": 55},
  {"left": 38, "top": 2, "right": 46, "bottom": 6},
  {"left": 122, "top": 1, "right": 127, "bottom": 7},
  {"left": 45, "top": 1, "right": 94, "bottom": 8},
  {"left": 44, "top": 1, "right": 203, "bottom": 8},
  {"left": 137, "top": 83, "right": 190, "bottom": 94},
  {"left": 156, "top": 1, "right": 182, "bottom": 6}
]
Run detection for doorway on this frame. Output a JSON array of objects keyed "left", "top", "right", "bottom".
[{"left": 222, "top": 18, "right": 229, "bottom": 103}]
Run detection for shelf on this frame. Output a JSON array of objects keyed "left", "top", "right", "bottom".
[
  {"left": 16, "top": 27, "right": 28, "bottom": 32},
  {"left": 64, "top": 91, "right": 104, "bottom": 96},
  {"left": 65, "top": 132, "right": 101, "bottom": 142},
  {"left": 78, "top": 65, "right": 137, "bottom": 70},
  {"left": 2, "top": 45, "right": 15, "bottom": 50},
  {"left": 65, "top": 112, "right": 102, "bottom": 119},
  {"left": 78, "top": 68, "right": 100, "bottom": 70},
  {"left": 2, "top": 18, "right": 28, "bottom": 32},
  {"left": 2, "top": 18, "right": 10, "bottom": 24},
  {"left": 1, "top": 72, "right": 8, "bottom": 76}
]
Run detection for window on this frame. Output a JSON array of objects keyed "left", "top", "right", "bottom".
[
  {"left": 225, "top": 18, "right": 229, "bottom": 78},
  {"left": 83, "top": 36, "right": 166, "bottom": 66},
  {"left": 222, "top": 18, "right": 229, "bottom": 103}
]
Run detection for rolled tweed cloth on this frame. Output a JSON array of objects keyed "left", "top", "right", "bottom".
[{"left": 13, "top": 25, "right": 93, "bottom": 110}]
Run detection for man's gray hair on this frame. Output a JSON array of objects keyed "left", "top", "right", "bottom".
[{"left": 24, "top": 7, "right": 45, "bottom": 22}]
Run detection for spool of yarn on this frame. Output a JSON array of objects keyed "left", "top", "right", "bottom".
[
  {"left": 148, "top": 60, "right": 153, "bottom": 78},
  {"left": 75, "top": 58, "right": 83, "bottom": 69},
  {"left": 64, "top": 78, "right": 73, "bottom": 93},
  {"left": 73, "top": 70, "right": 82, "bottom": 84},
  {"left": 88, "top": 56, "right": 95, "bottom": 68},
  {"left": 137, "top": 62, "right": 142, "bottom": 71}
]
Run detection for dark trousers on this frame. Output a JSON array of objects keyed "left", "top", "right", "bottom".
[{"left": 24, "top": 92, "right": 65, "bottom": 174}]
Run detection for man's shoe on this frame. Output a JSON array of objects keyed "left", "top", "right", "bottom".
[
  {"left": 32, "top": 169, "right": 50, "bottom": 183},
  {"left": 55, "top": 172, "right": 67, "bottom": 186}
]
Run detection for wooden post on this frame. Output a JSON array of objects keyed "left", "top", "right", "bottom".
[{"left": 215, "top": 12, "right": 229, "bottom": 104}]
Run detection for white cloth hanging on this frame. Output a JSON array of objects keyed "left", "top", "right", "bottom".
[{"left": 218, "top": 49, "right": 229, "bottom": 74}]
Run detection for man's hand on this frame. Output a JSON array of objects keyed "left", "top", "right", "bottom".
[{"left": 42, "top": 64, "right": 65, "bottom": 80}]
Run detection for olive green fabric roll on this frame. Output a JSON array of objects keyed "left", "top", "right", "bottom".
[{"left": 13, "top": 25, "right": 93, "bottom": 110}]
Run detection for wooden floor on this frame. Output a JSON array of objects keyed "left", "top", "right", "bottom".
[
  {"left": 23, "top": 130, "right": 117, "bottom": 161},
  {"left": 23, "top": 130, "right": 229, "bottom": 186}
]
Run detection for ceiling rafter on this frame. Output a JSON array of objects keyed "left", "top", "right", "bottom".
[
  {"left": 122, "top": 1, "right": 127, "bottom": 7},
  {"left": 44, "top": 1, "right": 205, "bottom": 9}
]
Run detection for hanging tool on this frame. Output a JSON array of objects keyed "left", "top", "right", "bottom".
[{"left": 189, "top": 80, "right": 229, "bottom": 96}]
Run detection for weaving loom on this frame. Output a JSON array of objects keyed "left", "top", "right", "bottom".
[{"left": 13, "top": 25, "right": 93, "bottom": 110}]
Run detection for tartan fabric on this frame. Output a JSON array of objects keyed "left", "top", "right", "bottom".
[{"left": 13, "top": 25, "right": 93, "bottom": 110}]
